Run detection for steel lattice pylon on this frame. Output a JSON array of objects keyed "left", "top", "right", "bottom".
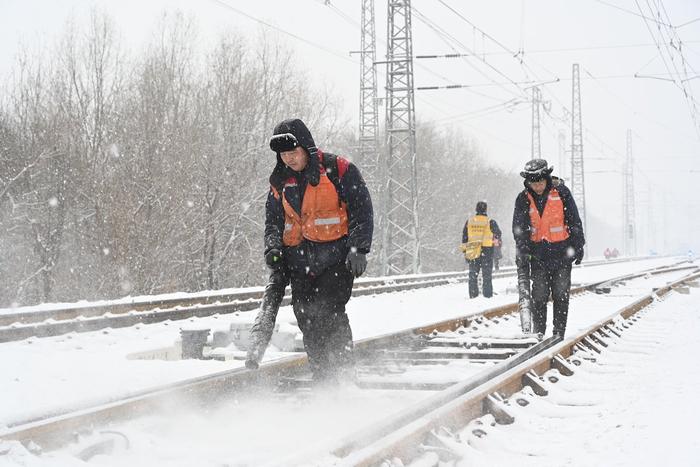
[
  {"left": 531, "top": 86, "right": 541, "bottom": 159},
  {"left": 380, "top": 0, "right": 419, "bottom": 275},
  {"left": 623, "top": 129, "right": 636, "bottom": 256},
  {"left": 359, "top": 0, "right": 379, "bottom": 188},
  {"left": 358, "top": 0, "right": 382, "bottom": 274},
  {"left": 570, "top": 63, "right": 587, "bottom": 238},
  {"left": 557, "top": 129, "right": 567, "bottom": 180}
]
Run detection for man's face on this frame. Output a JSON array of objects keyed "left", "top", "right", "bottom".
[
  {"left": 280, "top": 146, "right": 309, "bottom": 172},
  {"left": 529, "top": 178, "right": 547, "bottom": 195}
]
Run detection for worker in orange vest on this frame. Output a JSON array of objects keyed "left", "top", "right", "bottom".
[
  {"left": 246, "top": 118, "right": 373, "bottom": 382},
  {"left": 512, "top": 159, "right": 585, "bottom": 338}
]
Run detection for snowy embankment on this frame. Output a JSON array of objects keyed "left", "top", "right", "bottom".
[
  {"left": 447, "top": 281, "right": 700, "bottom": 467},
  {"left": 0, "top": 257, "right": 685, "bottom": 428}
]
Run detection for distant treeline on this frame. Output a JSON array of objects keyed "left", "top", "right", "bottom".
[{"left": 0, "top": 11, "right": 520, "bottom": 307}]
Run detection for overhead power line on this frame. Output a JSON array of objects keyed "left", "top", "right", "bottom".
[
  {"left": 634, "top": 0, "right": 700, "bottom": 139},
  {"left": 416, "top": 41, "right": 700, "bottom": 57},
  {"left": 592, "top": 0, "right": 672, "bottom": 27},
  {"left": 411, "top": 6, "right": 525, "bottom": 99},
  {"left": 435, "top": 0, "right": 561, "bottom": 81},
  {"left": 209, "top": 0, "right": 358, "bottom": 64}
]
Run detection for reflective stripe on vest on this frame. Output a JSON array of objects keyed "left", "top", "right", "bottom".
[
  {"left": 527, "top": 188, "right": 570, "bottom": 243},
  {"left": 467, "top": 214, "right": 494, "bottom": 247},
  {"left": 314, "top": 217, "right": 341, "bottom": 226},
  {"left": 282, "top": 173, "right": 349, "bottom": 246}
]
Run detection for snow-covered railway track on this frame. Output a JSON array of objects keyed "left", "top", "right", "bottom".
[
  {"left": 1, "top": 262, "right": 695, "bottom": 465},
  {"left": 0, "top": 257, "right": 641, "bottom": 343},
  {"left": 334, "top": 271, "right": 700, "bottom": 467},
  {"left": 0, "top": 273, "right": 489, "bottom": 343}
]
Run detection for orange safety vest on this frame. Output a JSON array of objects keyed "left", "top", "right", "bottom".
[
  {"left": 276, "top": 169, "right": 349, "bottom": 247},
  {"left": 527, "top": 188, "right": 570, "bottom": 243}
]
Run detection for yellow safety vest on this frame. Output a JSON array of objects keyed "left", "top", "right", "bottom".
[{"left": 467, "top": 214, "right": 494, "bottom": 247}]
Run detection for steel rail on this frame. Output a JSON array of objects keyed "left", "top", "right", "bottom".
[
  {"left": 0, "top": 260, "right": 690, "bottom": 451},
  {"left": 0, "top": 256, "right": 650, "bottom": 328},
  {"left": 0, "top": 257, "right": 669, "bottom": 343},
  {"left": 335, "top": 269, "right": 700, "bottom": 466}
]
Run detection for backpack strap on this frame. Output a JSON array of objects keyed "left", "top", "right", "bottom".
[{"left": 321, "top": 152, "right": 348, "bottom": 200}]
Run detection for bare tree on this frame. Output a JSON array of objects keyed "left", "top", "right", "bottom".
[
  {"left": 415, "top": 122, "right": 520, "bottom": 272},
  {"left": 51, "top": 12, "right": 127, "bottom": 299},
  {"left": 2, "top": 47, "right": 72, "bottom": 302},
  {"left": 0, "top": 10, "right": 517, "bottom": 308}
]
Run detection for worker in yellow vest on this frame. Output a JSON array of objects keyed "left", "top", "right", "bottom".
[{"left": 461, "top": 201, "right": 501, "bottom": 298}]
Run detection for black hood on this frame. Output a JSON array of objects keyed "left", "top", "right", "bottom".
[{"left": 269, "top": 118, "right": 320, "bottom": 188}]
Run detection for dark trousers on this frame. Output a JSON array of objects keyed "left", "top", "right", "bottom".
[
  {"left": 290, "top": 263, "right": 355, "bottom": 380},
  {"left": 468, "top": 247, "right": 494, "bottom": 298},
  {"left": 530, "top": 260, "right": 572, "bottom": 334}
]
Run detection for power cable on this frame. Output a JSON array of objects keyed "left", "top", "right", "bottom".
[
  {"left": 635, "top": 0, "right": 700, "bottom": 138},
  {"left": 209, "top": 0, "right": 358, "bottom": 65},
  {"left": 313, "top": 0, "right": 362, "bottom": 30},
  {"left": 591, "top": 0, "right": 672, "bottom": 27},
  {"left": 435, "top": 0, "right": 561, "bottom": 82},
  {"left": 412, "top": 6, "right": 526, "bottom": 99},
  {"left": 416, "top": 41, "right": 700, "bottom": 57},
  {"left": 583, "top": 66, "right": 700, "bottom": 143},
  {"left": 432, "top": 98, "right": 527, "bottom": 123}
]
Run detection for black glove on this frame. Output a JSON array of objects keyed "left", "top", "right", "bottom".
[
  {"left": 574, "top": 247, "right": 584, "bottom": 265},
  {"left": 265, "top": 248, "right": 283, "bottom": 269},
  {"left": 245, "top": 344, "right": 262, "bottom": 370},
  {"left": 516, "top": 242, "right": 530, "bottom": 256},
  {"left": 346, "top": 250, "right": 367, "bottom": 278},
  {"left": 515, "top": 244, "right": 530, "bottom": 264}
]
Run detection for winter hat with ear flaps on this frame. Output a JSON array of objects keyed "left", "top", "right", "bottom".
[
  {"left": 520, "top": 158, "right": 554, "bottom": 180},
  {"left": 269, "top": 118, "right": 321, "bottom": 186},
  {"left": 271, "top": 118, "right": 317, "bottom": 154}
]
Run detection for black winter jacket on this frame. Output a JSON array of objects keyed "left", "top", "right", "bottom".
[{"left": 512, "top": 178, "right": 585, "bottom": 268}]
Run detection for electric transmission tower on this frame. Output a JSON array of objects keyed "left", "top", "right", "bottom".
[
  {"left": 570, "top": 63, "right": 587, "bottom": 238},
  {"left": 359, "top": 0, "right": 379, "bottom": 188},
  {"left": 557, "top": 129, "right": 567, "bottom": 180},
  {"left": 381, "top": 0, "right": 419, "bottom": 275},
  {"left": 531, "top": 86, "right": 541, "bottom": 159},
  {"left": 623, "top": 129, "right": 636, "bottom": 256}
]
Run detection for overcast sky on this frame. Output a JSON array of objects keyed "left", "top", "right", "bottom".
[{"left": 1, "top": 0, "right": 699, "bottom": 254}]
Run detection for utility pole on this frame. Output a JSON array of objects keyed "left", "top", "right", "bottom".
[
  {"left": 647, "top": 188, "right": 654, "bottom": 254},
  {"left": 359, "top": 0, "right": 379, "bottom": 188},
  {"left": 570, "top": 63, "right": 587, "bottom": 239},
  {"left": 358, "top": 0, "right": 382, "bottom": 274},
  {"left": 662, "top": 192, "right": 667, "bottom": 254},
  {"left": 381, "top": 0, "right": 419, "bottom": 275},
  {"left": 557, "top": 129, "right": 567, "bottom": 180},
  {"left": 531, "top": 86, "right": 541, "bottom": 159},
  {"left": 623, "top": 129, "right": 636, "bottom": 256}
]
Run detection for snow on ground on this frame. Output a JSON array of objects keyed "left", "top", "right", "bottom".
[
  {"left": 448, "top": 282, "right": 700, "bottom": 467},
  {"left": 0, "top": 257, "right": 686, "bottom": 427},
  {"left": 0, "top": 257, "right": 697, "bottom": 466}
]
